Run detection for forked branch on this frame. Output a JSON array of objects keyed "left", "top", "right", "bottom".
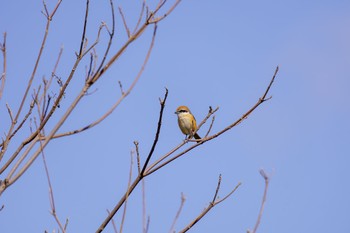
[
  {"left": 179, "top": 175, "right": 241, "bottom": 233},
  {"left": 96, "top": 87, "right": 169, "bottom": 233},
  {"left": 98, "top": 66, "right": 278, "bottom": 232},
  {"left": 145, "top": 66, "right": 279, "bottom": 176}
]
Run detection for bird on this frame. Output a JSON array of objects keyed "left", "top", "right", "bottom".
[{"left": 175, "top": 105, "right": 201, "bottom": 142}]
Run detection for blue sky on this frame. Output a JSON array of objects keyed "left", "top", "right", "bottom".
[{"left": 0, "top": 0, "right": 349, "bottom": 232}]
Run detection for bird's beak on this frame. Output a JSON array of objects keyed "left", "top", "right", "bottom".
[{"left": 174, "top": 111, "right": 178, "bottom": 114}]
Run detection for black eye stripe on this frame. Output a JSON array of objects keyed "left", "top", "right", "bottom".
[{"left": 179, "top": 110, "right": 188, "bottom": 113}]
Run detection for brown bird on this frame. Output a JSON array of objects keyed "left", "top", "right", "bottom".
[{"left": 175, "top": 105, "right": 201, "bottom": 141}]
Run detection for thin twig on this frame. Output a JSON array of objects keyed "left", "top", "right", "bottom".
[
  {"left": 41, "top": 0, "right": 49, "bottom": 19},
  {"left": 92, "top": 0, "right": 181, "bottom": 84},
  {"left": 169, "top": 192, "right": 186, "bottom": 233},
  {"left": 145, "top": 216, "right": 150, "bottom": 233},
  {"left": 179, "top": 176, "right": 241, "bottom": 233},
  {"left": 94, "top": 0, "right": 115, "bottom": 76},
  {"left": 0, "top": 100, "right": 35, "bottom": 165},
  {"left": 5, "top": 103, "right": 14, "bottom": 123},
  {"left": 35, "top": 120, "right": 66, "bottom": 233},
  {"left": 140, "top": 85, "right": 167, "bottom": 175},
  {"left": 107, "top": 209, "right": 118, "bottom": 233},
  {"left": 143, "top": 142, "right": 185, "bottom": 175},
  {"left": 149, "top": 0, "right": 182, "bottom": 24},
  {"left": 0, "top": 0, "right": 62, "bottom": 165},
  {"left": 86, "top": 52, "right": 94, "bottom": 82},
  {"left": 47, "top": 24, "right": 158, "bottom": 141},
  {"left": 134, "top": 141, "right": 141, "bottom": 174},
  {"left": 96, "top": 88, "right": 169, "bottom": 233},
  {"left": 215, "top": 181, "right": 242, "bottom": 205},
  {"left": 96, "top": 66, "right": 277, "bottom": 232},
  {"left": 249, "top": 169, "right": 270, "bottom": 233},
  {"left": 142, "top": 172, "right": 147, "bottom": 233},
  {"left": 0, "top": 0, "right": 90, "bottom": 193},
  {"left": 133, "top": 140, "right": 147, "bottom": 233},
  {"left": 132, "top": 1, "right": 146, "bottom": 35},
  {"left": 197, "top": 106, "right": 218, "bottom": 131},
  {"left": 118, "top": 6, "right": 130, "bottom": 38},
  {"left": 204, "top": 115, "right": 215, "bottom": 138},
  {"left": 119, "top": 151, "right": 134, "bottom": 233},
  {"left": 146, "top": 66, "right": 279, "bottom": 176},
  {"left": 79, "top": 0, "right": 90, "bottom": 56},
  {"left": 212, "top": 174, "right": 222, "bottom": 202},
  {"left": 81, "top": 23, "right": 106, "bottom": 59},
  {"left": 2, "top": 87, "right": 41, "bottom": 178},
  {"left": 118, "top": 81, "right": 125, "bottom": 95},
  {"left": 0, "top": 32, "right": 7, "bottom": 100}
]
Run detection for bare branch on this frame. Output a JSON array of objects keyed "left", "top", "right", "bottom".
[
  {"left": 141, "top": 171, "right": 147, "bottom": 233},
  {"left": 0, "top": 99, "right": 35, "bottom": 162},
  {"left": 78, "top": 0, "right": 90, "bottom": 56},
  {"left": 118, "top": 6, "right": 131, "bottom": 38},
  {"left": 212, "top": 174, "right": 222, "bottom": 202},
  {"left": 261, "top": 66, "right": 279, "bottom": 101},
  {"left": 14, "top": 0, "right": 62, "bottom": 127},
  {"left": 0, "top": 0, "right": 101, "bottom": 188},
  {"left": 49, "top": 0, "right": 63, "bottom": 20},
  {"left": 106, "top": 209, "right": 118, "bottom": 233},
  {"left": 132, "top": 1, "right": 146, "bottom": 35},
  {"left": 148, "top": 0, "right": 182, "bottom": 24},
  {"left": 197, "top": 106, "right": 219, "bottom": 131},
  {"left": 140, "top": 86, "right": 167, "bottom": 175},
  {"left": 0, "top": 32, "right": 7, "bottom": 100},
  {"left": 86, "top": 52, "right": 94, "bottom": 82},
  {"left": 41, "top": 0, "right": 49, "bottom": 19},
  {"left": 145, "top": 216, "right": 150, "bottom": 233},
  {"left": 5, "top": 103, "right": 14, "bottom": 123},
  {"left": 94, "top": 0, "right": 115, "bottom": 76},
  {"left": 169, "top": 192, "right": 186, "bottom": 233},
  {"left": 0, "top": 0, "right": 62, "bottom": 167},
  {"left": 118, "top": 81, "right": 125, "bottom": 95},
  {"left": 190, "top": 106, "right": 219, "bottom": 143},
  {"left": 30, "top": 117, "right": 67, "bottom": 233},
  {"left": 92, "top": 0, "right": 181, "bottom": 84},
  {"left": 146, "top": 66, "right": 279, "bottom": 176},
  {"left": 143, "top": 142, "right": 185, "bottom": 175},
  {"left": 119, "top": 152, "right": 134, "bottom": 233},
  {"left": 46, "top": 24, "right": 159, "bottom": 140},
  {"left": 204, "top": 115, "right": 215, "bottom": 138},
  {"left": 96, "top": 87, "right": 169, "bottom": 232},
  {"left": 81, "top": 22, "right": 107, "bottom": 59},
  {"left": 179, "top": 176, "right": 241, "bottom": 233},
  {"left": 133, "top": 141, "right": 141, "bottom": 174},
  {"left": 214, "top": 181, "right": 242, "bottom": 205},
  {"left": 248, "top": 169, "right": 270, "bottom": 233}
]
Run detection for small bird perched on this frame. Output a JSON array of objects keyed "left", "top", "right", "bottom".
[{"left": 175, "top": 105, "right": 201, "bottom": 142}]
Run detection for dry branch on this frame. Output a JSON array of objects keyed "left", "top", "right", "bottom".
[
  {"left": 0, "top": 0, "right": 62, "bottom": 167},
  {"left": 179, "top": 175, "right": 241, "bottom": 233},
  {"left": 145, "top": 66, "right": 279, "bottom": 176},
  {"left": 96, "top": 87, "right": 169, "bottom": 233},
  {"left": 0, "top": 32, "right": 7, "bottom": 100},
  {"left": 169, "top": 192, "right": 186, "bottom": 233},
  {"left": 97, "top": 65, "right": 278, "bottom": 232},
  {"left": 248, "top": 169, "right": 270, "bottom": 233}
]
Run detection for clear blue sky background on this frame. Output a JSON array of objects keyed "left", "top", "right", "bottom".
[{"left": 1, "top": 0, "right": 349, "bottom": 232}]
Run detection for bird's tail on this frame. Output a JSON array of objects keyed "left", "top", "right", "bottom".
[{"left": 194, "top": 133, "right": 201, "bottom": 142}]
